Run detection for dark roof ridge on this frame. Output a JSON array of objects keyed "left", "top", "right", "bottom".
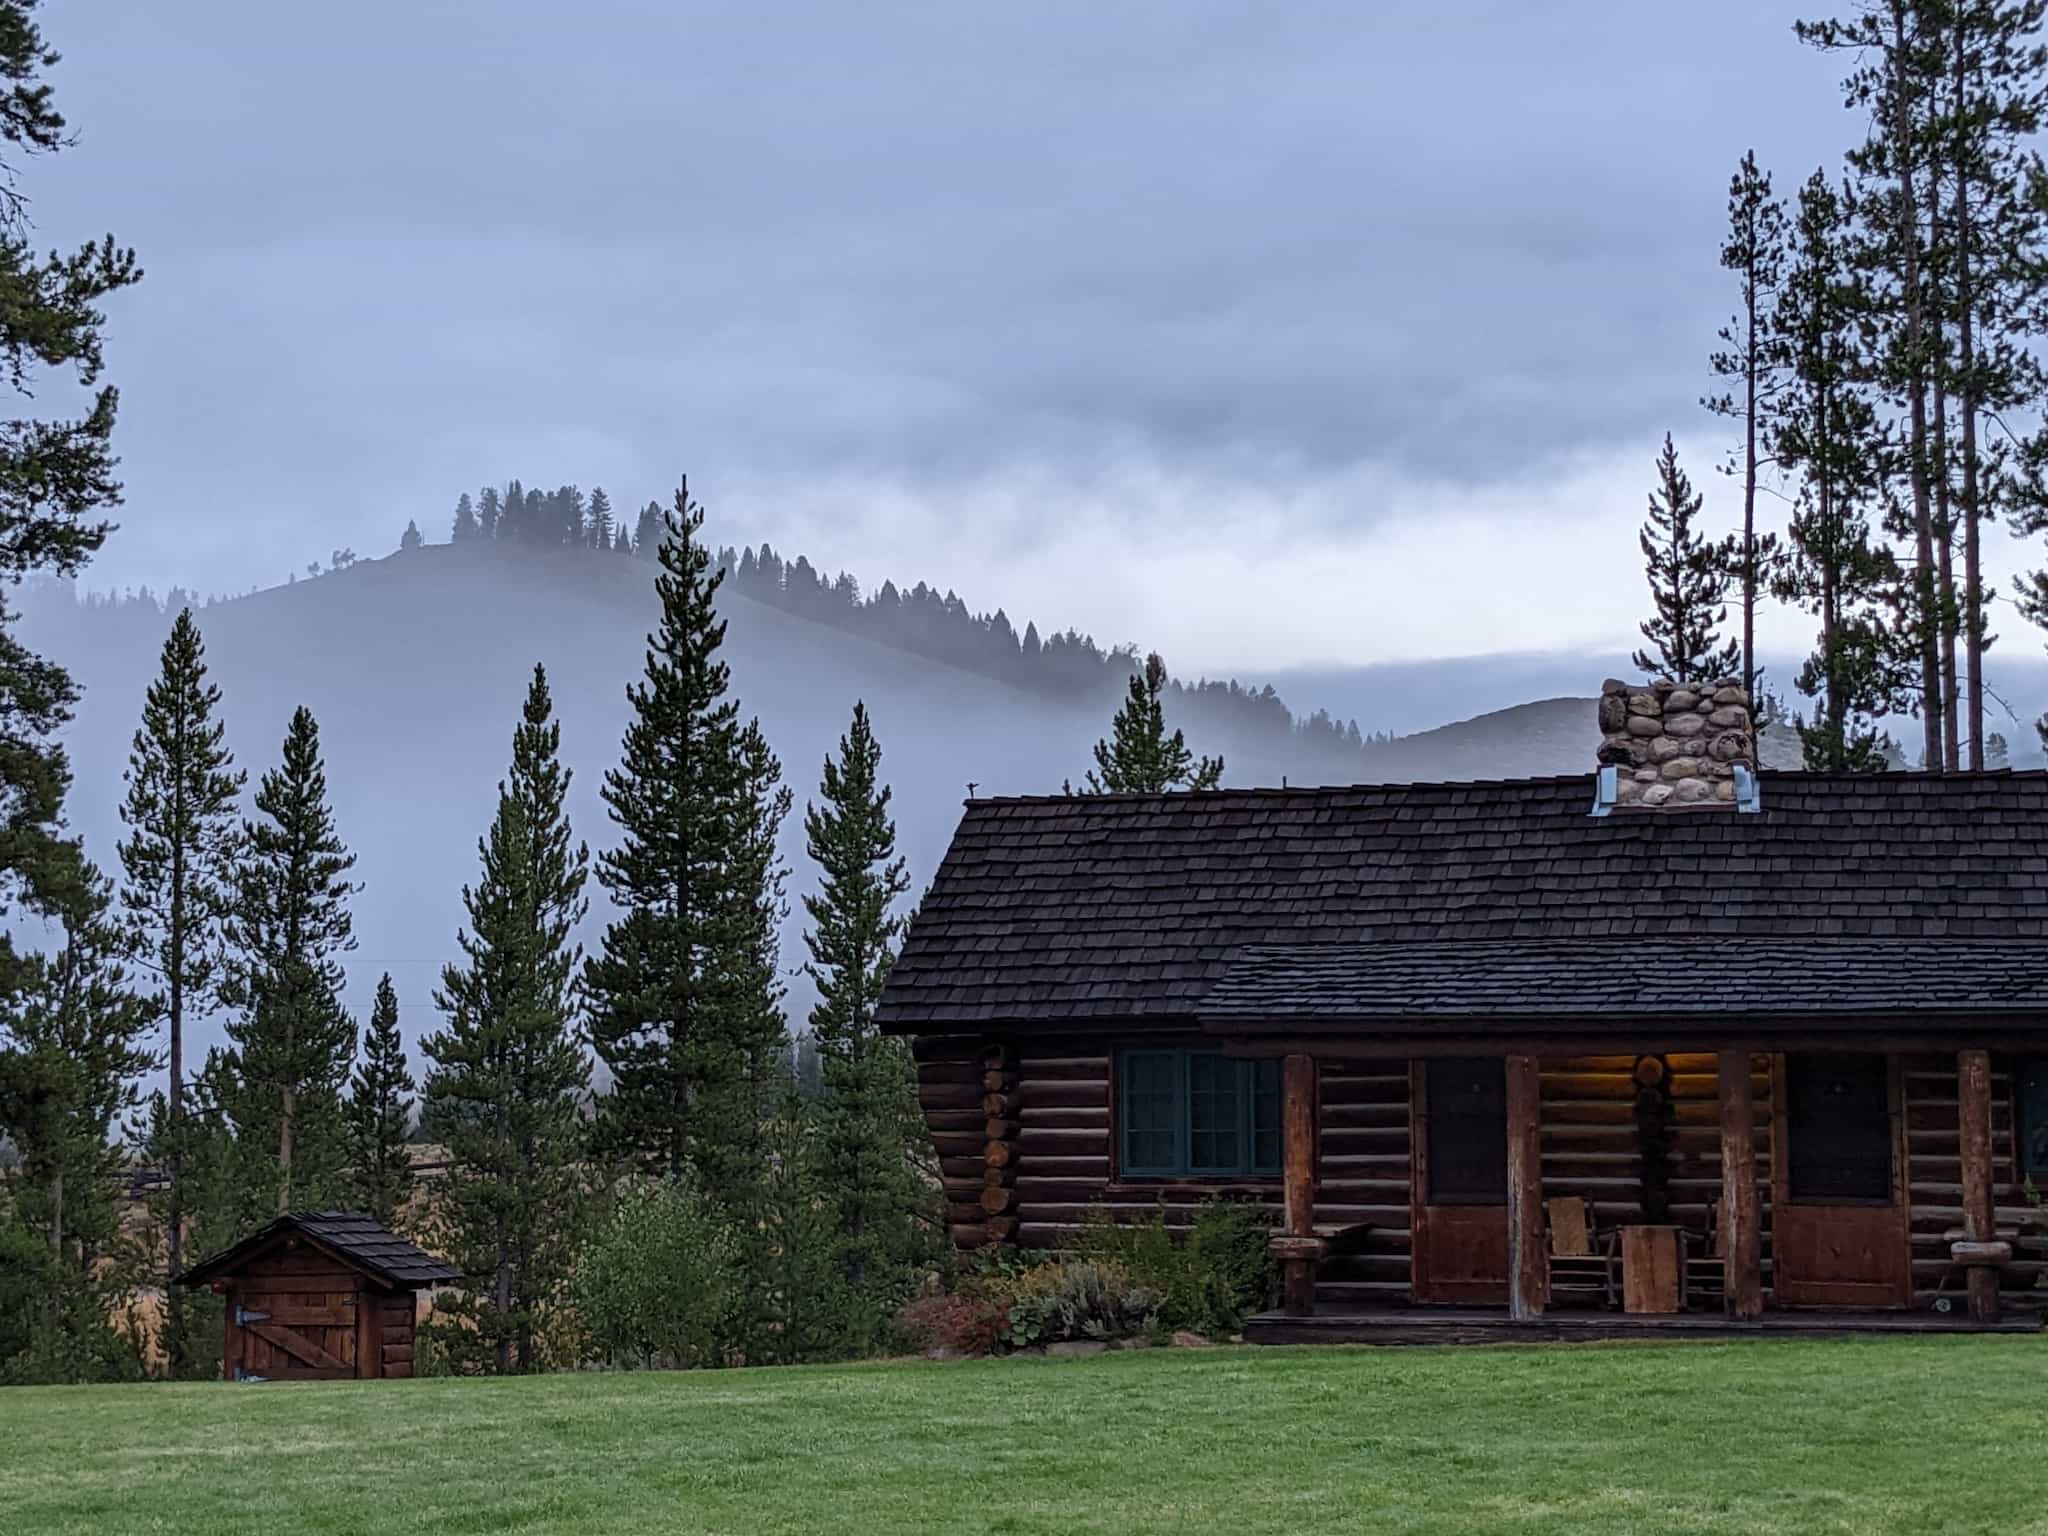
[{"left": 962, "top": 765, "right": 2048, "bottom": 808}]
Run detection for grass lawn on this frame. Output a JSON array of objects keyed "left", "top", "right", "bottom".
[{"left": 4, "top": 1337, "right": 2045, "bottom": 1535}]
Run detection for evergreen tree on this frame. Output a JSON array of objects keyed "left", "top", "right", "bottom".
[
  {"left": 398, "top": 519, "right": 423, "bottom": 553},
  {"left": 451, "top": 492, "right": 479, "bottom": 542},
  {"left": 586, "top": 481, "right": 793, "bottom": 1195},
  {"left": 422, "top": 664, "right": 590, "bottom": 1374},
  {"left": 218, "top": 707, "right": 359, "bottom": 1221},
  {"left": 802, "top": 703, "right": 937, "bottom": 1339},
  {"left": 115, "top": 608, "right": 243, "bottom": 1371},
  {"left": 500, "top": 479, "right": 527, "bottom": 542},
  {"left": 1704, "top": 150, "right": 1790, "bottom": 705},
  {"left": 345, "top": 973, "right": 414, "bottom": 1228},
  {"left": 1949, "top": 0, "right": 2048, "bottom": 767},
  {"left": 633, "top": 500, "right": 663, "bottom": 559},
  {"left": 615, "top": 520, "right": 634, "bottom": 559},
  {"left": 0, "top": 4, "right": 143, "bottom": 1016},
  {"left": 1084, "top": 652, "right": 1224, "bottom": 793},
  {"left": 0, "top": 866, "right": 155, "bottom": 1384},
  {"left": 587, "top": 486, "right": 613, "bottom": 550},
  {"left": 1801, "top": 3, "right": 1951, "bottom": 766},
  {"left": 1632, "top": 435, "right": 1740, "bottom": 684},
  {"left": 478, "top": 486, "right": 501, "bottom": 540},
  {"left": 1771, "top": 173, "right": 1904, "bottom": 772}
]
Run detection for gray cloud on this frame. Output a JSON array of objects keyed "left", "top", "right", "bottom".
[{"left": 42, "top": 2, "right": 1855, "bottom": 596}]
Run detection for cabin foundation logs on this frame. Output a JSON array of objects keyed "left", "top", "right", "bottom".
[{"left": 980, "top": 1043, "right": 1019, "bottom": 1245}]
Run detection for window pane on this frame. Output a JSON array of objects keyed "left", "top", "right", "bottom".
[
  {"left": 1187, "top": 1052, "right": 1243, "bottom": 1171},
  {"left": 1122, "top": 1051, "right": 1179, "bottom": 1173},
  {"left": 1786, "top": 1054, "right": 1892, "bottom": 1203},
  {"left": 2023, "top": 1060, "right": 2048, "bottom": 1181},
  {"left": 1250, "top": 1059, "right": 1282, "bottom": 1174},
  {"left": 1425, "top": 1057, "right": 1507, "bottom": 1205}
]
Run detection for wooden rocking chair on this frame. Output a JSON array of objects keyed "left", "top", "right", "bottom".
[
  {"left": 1546, "top": 1196, "right": 1619, "bottom": 1309},
  {"left": 1681, "top": 1197, "right": 1727, "bottom": 1309}
]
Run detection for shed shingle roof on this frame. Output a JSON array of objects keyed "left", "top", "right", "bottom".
[
  {"left": 182, "top": 1210, "right": 461, "bottom": 1289},
  {"left": 875, "top": 770, "right": 2048, "bottom": 1030}
]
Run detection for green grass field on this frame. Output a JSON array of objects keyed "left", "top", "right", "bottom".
[{"left": 4, "top": 1338, "right": 2045, "bottom": 1535}]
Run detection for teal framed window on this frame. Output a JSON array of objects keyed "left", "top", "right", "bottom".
[
  {"left": 2020, "top": 1059, "right": 2048, "bottom": 1182},
  {"left": 1118, "top": 1049, "right": 1281, "bottom": 1178}
]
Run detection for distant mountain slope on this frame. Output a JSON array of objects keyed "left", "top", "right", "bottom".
[{"left": 22, "top": 542, "right": 1791, "bottom": 1065}]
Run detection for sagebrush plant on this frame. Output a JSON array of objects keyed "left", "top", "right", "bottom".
[
  {"left": 999, "top": 1261, "right": 1159, "bottom": 1347},
  {"left": 1073, "top": 1200, "right": 1274, "bottom": 1335}
]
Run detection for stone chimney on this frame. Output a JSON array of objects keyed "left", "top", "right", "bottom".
[{"left": 1596, "top": 678, "right": 1756, "bottom": 809}]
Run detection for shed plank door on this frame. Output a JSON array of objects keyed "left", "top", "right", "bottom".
[
  {"left": 1771, "top": 1054, "right": 1912, "bottom": 1308},
  {"left": 238, "top": 1255, "right": 363, "bottom": 1379},
  {"left": 1410, "top": 1059, "right": 1510, "bottom": 1304}
]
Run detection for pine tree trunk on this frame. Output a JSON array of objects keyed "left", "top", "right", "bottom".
[
  {"left": 495, "top": 1232, "right": 512, "bottom": 1375},
  {"left": 1955, "top": 25, "right": 1985, "bottom": 770},
  {"left": 1929, "top": 151, "right": 1960, "bottom": 772},
  {"left": 165, "top": 887, "right": 185, "bottom": 1373},
  {"left": 1893, "top": 12, "right": 1943, "bottom": 771},
  {"left": 279, "top": 1076, "right": 295, "bottom": 1216},
  {"left": 48, "top": 1165, "right": 63, "bottom": 1255},
  {"left": 1743, "top": 276, "right": 1759, "bottom": 706}
]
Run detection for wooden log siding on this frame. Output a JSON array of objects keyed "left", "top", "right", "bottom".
[
  {"left": 1902, "top": 1053, "right": 2039, "bottom": 1301},
  {"left": 921, "top": 1040, "right": 2039, "bottom": 1306},
  {"left": 915, "top": 1034, "right": 995, "bottom": 1248}
]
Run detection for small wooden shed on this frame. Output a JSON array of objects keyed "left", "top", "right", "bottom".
[{"left": 182, "top": 1210, "right": 459, "bottom": 1381}]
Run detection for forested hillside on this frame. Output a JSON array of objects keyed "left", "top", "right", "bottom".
[{"left": 19, "top": 535, "right": 1728, "bottom": 1063}]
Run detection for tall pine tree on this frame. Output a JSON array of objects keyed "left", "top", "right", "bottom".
[
  {"left": 345, "top": 972, "right": 414, "bottom": 1228},
  {"left": 1704, "top": 150, "right": 1790, "bottom": 706},
  {"left": 115, "top": 607, "right": 242, "bottom": 1371},
  {"left": 586, "top": 481, "right": 792, "bottom": 1196},
  {"left": 0, "top": 2, "right": 142, "bottom": 1013},
  {"left": 586, "top": 486, "right": 614, "bottom": 550},
  {"left": 451, "top": 492, "right": 479, "bottom": 542},
  {"left": 422, "top": 663, "right": 590, "bottom": 1374},
  {"left": 1771, "top": 172, "right": 1904, "bottom": 771},
  {"left": 802, "top": 703, "right": 937, "bottom": 1339},
  {"left": 1633, "top": 434, "right": 1740, "bottom": 684},
  {"left": 218, "top": 707, "right": 358, "bottom": 1220},
  {"left": 1084, "top": 652, "right": 1223, "bottom": 793}
]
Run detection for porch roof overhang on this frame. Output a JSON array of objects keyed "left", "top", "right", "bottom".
[{"left": 1195, "top": 937, "right": 2048, "bottom": 1043}]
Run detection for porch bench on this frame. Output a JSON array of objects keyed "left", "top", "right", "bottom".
[{"left": 1265, "top": 1223, "right": 1374, "bottom": 1264}]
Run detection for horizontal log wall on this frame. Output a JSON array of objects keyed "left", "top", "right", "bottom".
[
  {"left": 1543, "top": 1053, "right": 1771, "bottom": 1275},
  {"left": 915, "top": 1035, "right": 994, "bottom": 1248},
  {"left": 915, "top": 1035, "right": 2043, "bottom": 1306},
  {"left": 1311, "top": 1062, "right": 1411, "bottom": 1306},
  {"left": 1903, "top": 1053, "right": 2038, "bottom": 1300}
]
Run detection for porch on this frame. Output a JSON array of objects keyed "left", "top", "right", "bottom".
[
  {"left": 1244, "top": 1302, "right": 2044, "bottom": 1345},
  {"left": 1253, "top": 1042, "right": 2037, "bottom": 1336}
]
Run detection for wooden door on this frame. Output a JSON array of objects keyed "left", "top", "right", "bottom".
[
  {"left": 226, "top": 1254, "right": 365, "bottom": 1379},
  {"left": 1770, "top": 1053, "right": 1912, "bottom": 1308},
  {"left": 1410, "top": 1059, "right": 1511, "bottom": 1304}
]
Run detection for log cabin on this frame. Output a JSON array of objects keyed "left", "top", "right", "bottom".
[
  {"left": 183, "top": 1210, "right": 459, "bottom": 1379},
  {"left": 876, "top": 677, "right": 2048, "bottom": 1342}
]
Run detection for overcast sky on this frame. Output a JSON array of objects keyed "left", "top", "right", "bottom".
[{"left": 30, "top": 2, "right": 2045, "bottom": 673}]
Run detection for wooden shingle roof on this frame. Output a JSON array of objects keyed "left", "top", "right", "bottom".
[
  {"left": 1200, "top": 937, "right": 2048, "bottom": 1024},
  {"left": 182, "top": 1210, "right": 461, "bottom": 1289},
  {"left": 875, "top": 770, "right": 2048, "bottom": 1031}
]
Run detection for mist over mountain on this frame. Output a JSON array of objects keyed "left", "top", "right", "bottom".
[{"left": 23, "top": 537, "right": 2048, "bottom": 1074}]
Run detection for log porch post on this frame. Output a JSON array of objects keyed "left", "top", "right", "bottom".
[
  {"left": 1278, "top": 1052, "right": 1320, "bottom": 1317},
  {"left": 1505, "top": 1053, "right": 1546, "bottom": 1320},
  {"left": 1957, "top": 1048, "right": 2000, "bottom": 1323},
  {"left": 1716, "top": 1049, "right": 1762, "bottom": 1321}
]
